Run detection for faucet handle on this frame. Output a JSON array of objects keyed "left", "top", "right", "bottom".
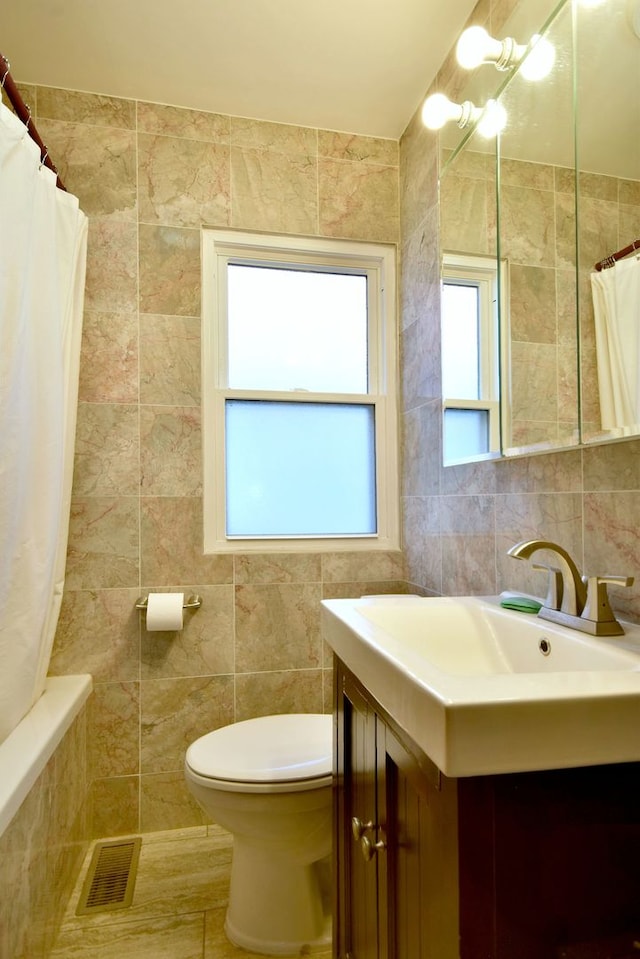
[
  {"left": 532, "top": 562, "right": 563, "bottom": 611},
  {"left": 581, "top": 575, "right": 634, "bottom": 628}
]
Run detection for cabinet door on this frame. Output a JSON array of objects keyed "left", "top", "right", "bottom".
[
  {"left": 336, "top": 667, "right": 383, "bottom": 959},
  {"left": 381, "top": 724, "right": 459, "bottom": 959}
]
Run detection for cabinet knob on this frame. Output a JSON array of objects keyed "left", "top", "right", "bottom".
[
  {"left": 351, "top": 816, "right": 373, "bottom": 840},
  {"left": 360, "top": 834, "right": 386, "bottom": 861}
]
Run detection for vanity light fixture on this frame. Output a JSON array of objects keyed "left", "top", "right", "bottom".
[
  {"left": 421, "top": 93, "right": 480, "bottom": 130},
  {"left": 421, "top": 93, "right": 507, "bottom": 137},
  {"left": 456, "top": 25, "right": 555, "bottom": 81}
]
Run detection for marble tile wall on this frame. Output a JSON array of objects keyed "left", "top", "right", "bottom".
[
  {"left": 0, "top": 707, "right": 89, "bottom": 959},
  {"left": 400, "top": 0, "right": 640, "bottom": 620},
  {"left": 12, "top": 84, "right": 403, "bottom": 837}
]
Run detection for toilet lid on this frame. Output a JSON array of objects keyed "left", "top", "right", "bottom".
[{"left": 185, "top": 713, "right": 332, "bottom": 784}]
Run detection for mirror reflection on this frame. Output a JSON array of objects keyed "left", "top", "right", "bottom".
[
  {"left": 498, "top": 0, "right": 579, "bottom": 453},
  {"left": 438, "top": 0, "right": 640, "bottom": 463},
  {"left": 576, "top": 0, "right": 640, "bottom": 443}
]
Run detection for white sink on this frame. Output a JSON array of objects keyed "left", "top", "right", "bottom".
[{"left": 321, "top": 594, "right": 640, "bottom": 777}]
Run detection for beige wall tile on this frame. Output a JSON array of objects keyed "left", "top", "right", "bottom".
[
  {"left": 140, "top": 773, "right": 210, "bottom": 832},
  {"left": 235, "top": 583, "right": 323, "bottom": 672},
  {"left": 500, "top": 184, "right": 556, "bottom": 267},
  {"left": 138, "top": 225, "right": 201, "bottom": 316},
  {"left": 85, "top": 220, "right": 138, "bottom": 313},
  {"left": 321, "top": 551, "right": 404, "bottom": 583},
  {"left": 235, "top": 669, "right": 324, "bottom": 720},
  {"left": 39, "top": 120, "right": 137, "bottom": 220},
  {"left": 577, "top": 195, "right": 619, "bottom": 271},
  {"left": 318, "top": 130, "right": 398, "bottom": 166},
  {"left": 509, "top": 265, "right": 557, "bottom": 343},
  {"left": 89, "top": 682, "right": 140, "bottom": 779},
  {"left": 234, "top": 553, "right": 322, "bottom": 585},
  {"left": 137, "top": 101, "right": 230, "bottom": 142},
  {"left": 583, "top": 439, "right": 640, "bottom": 491},
  {"left": 51, "top": 588, "right": 140, "bottom": 683},
  {"left": 74, "top": 402, "right": 140, "bottom": 496},
  {"left": 141, "top": 676, "right": 234, "bottom": 773},
  {"left": 319, "top": 158, "right": 399, "bottom": 242},
  {"left": 230, "top": 116, "right": 317, "bottom": 155},
  {"left": 137, "top": 134, "right": 230, "bottom": 227},
  {"left": 495, "top": 492, "right": 584, "bottom": 592},
  {"left": 66, "top": 496, "right": 140, "bottom": 589},
  {"left": 36, "top": 87, "right": 136, "bottom": 128},
  {"left": 139, "top": 315, "right": 200, "bottom": 406},
  {"left": 230, "top": 146, "right": 318, "bottom": 233},
  {"left": 89, "top": 775, "right": 139, "bottom": 839},
  {"left": 79, "top": 311, "right": 138, "bottom": 404},
  {"left": 440, "top": 173, "right": 491, "bottom": 254},
  {"left": 441, "top": 495, "right": 497, "bottom": 595},
  {"left": 140, "top": 497, "right": 233, "bottom": 586},
  {"left": 140, "top": 406, "right": 202, "bottom": 496},
  {"left": 584, "top": 491, "right": 640, "bottom": 620},
  {"left": 141, "top": 584, "right": 234, "bottom": 679}
]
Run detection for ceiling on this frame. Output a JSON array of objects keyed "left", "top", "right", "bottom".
[{"left": 3, "top": 0, "right": 479, "bottom": 140}]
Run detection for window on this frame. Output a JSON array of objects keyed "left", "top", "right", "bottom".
[
  {"left": 201, "top": 230, "right": 399, "bottom": 552},
  {"left": 441, "top": 252, "right": 502, "bottom": 464}
]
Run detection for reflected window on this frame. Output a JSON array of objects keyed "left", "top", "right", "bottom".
[{"left": 441, "top": 252, "right": 501, "bottom": 464}]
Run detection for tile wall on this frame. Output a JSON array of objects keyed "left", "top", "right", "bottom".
[
  {"left": 400, "top": 0, "right": 640, "bottom": 617},
  {"left": 10, "top": 84, "right": 404, "bottom": 837},
  {"left": 0, "top": 708, "right": 88, "bottom": 959}
]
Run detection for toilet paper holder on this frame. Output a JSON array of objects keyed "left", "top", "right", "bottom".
[{"left": 135, "top": 593, "right": 202, "bottom": 611}]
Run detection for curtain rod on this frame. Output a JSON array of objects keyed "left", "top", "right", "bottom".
[
  {"left": 0, "top": 52, "right": 66, "bottom": 191},
  {"left": 594, "top": 238, "right": 640, "bottom": 272}
]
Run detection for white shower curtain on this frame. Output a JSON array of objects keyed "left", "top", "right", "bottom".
[
  {"left": 0, "top": 101, "right": 88, "bottom": 744},
  {"left": 590, "top": 254, "right": 640, "bottom": 434}
]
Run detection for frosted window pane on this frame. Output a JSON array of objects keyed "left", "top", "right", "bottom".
[
  {"left": 226, "top": 400, "right": 376, "bottom": 536},
  {"left": 227, "top": 265, "right": 368, "bottom": 392},
  {"left": 443, "top": 408, "right": 490, "bottom": 461},
  {"left": 442, "top": 283, "right": 480, "bottom": 399}
]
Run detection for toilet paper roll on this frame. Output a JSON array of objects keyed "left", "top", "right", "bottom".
[{"left": 146, "top": 592, "right": 184, "bottom": 631}]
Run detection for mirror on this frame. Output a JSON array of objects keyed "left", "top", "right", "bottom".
[
  {"left": 575, "top": 0, "right": 640, "bottom": 443},
  {"left": 438, "top": 0, "right": 640, "bottom": 462},
  {"left": 497, "top": 0, "right": 579, "bottom": 454}
]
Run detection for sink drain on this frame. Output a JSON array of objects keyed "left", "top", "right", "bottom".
[{"left": 538, "top": 638, "right": 551, "bottom": 656}]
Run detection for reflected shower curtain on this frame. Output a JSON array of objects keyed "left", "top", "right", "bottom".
[
  {"left": 0, "top": 101, "right": 87, "bottom": 744},
  {"left": 591, "top": 255, "right": 640, "bottom": 434}
]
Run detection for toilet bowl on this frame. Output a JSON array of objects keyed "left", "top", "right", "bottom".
[{"left": 184, "top": 713, "right": 333, "bottom": 956}]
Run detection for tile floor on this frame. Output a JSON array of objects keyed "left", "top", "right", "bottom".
[{"left": 51, "top": 826, "right": 333, "bottom": 959}]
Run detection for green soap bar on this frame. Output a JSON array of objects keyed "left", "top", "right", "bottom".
[{"left": 500, "top": 597, "right": 542, "bottom": 614}]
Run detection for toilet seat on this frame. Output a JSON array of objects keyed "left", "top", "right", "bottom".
[{"left": 185, "top": 713, "right": 333, "bottom": 794}]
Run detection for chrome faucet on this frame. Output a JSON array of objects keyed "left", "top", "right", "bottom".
[{"left": 507, "top": 539, "right": 634, "bottom": 636}]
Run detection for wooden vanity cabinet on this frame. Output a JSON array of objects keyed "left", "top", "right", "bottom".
[
  {"left": 334, "top": 661, "right": 459, "bottom": 959},
  {"left": 334, "top": 659, "right": 640, "bottom": 959}
]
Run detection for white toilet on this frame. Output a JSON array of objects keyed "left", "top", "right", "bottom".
[{"left": 184, "top": 713, "right": 333, "bottom": 956}]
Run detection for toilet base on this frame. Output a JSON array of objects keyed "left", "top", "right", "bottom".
[
  {"left": 225, "top": 912, "right": 332, "bottom": 957},
  {"left": 224, "top": 842, "right": 331, "bottom": 956}
]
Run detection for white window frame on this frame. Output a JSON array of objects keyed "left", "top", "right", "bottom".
[
  {"left": 201, "top": 229, "right": 399, "bottom": 553},
  {"left": 441, "top": 251, "right": 504, "bottom": 464}
]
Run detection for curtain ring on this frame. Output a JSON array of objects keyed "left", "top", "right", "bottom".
[
  {"left": 1, "top": 57, "right": 10, "bottom": 88},
  {"left": 39, "top": 149, "right": 49, "bottom": 169}
]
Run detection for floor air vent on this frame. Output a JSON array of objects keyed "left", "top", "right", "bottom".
[{"left": 76, "top": 837, "right": 141, "bottom": 915}]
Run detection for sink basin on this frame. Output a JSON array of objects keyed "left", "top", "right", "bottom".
[
  {"left": 321, "top": 595, "right": 640, "bottom": 777},
  {"left": 356, "top": 600, "right": 640, "bottom": 675}
]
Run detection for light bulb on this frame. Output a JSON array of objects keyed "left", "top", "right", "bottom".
[
  {"left": 476, "top": 99, "right": 508, "bottom": 138},
  {"left": 456, "top": 26, "right": 503, "bottom": 69},
  {"left": 518, "top": 34, "right": 555, "bottom": 81},
  {"left": 422, "top": 94, "right": 453, "bottom": 129}
]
